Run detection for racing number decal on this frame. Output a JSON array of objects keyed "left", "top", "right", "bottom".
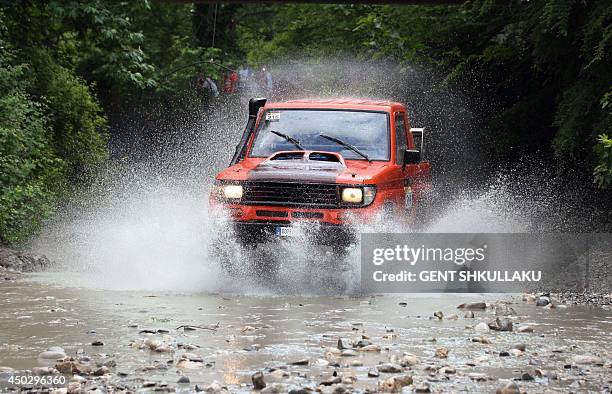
[{"left": 265, "top": 112, "right": 281, "bottom": 121}]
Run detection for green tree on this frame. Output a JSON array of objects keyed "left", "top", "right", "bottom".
[{"left": 0, "top": 33, "right": 64, "bottom": 244}]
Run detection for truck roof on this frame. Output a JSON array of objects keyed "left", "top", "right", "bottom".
[{"left": 265, "top": 98, "right": 406, "bottom": 112}]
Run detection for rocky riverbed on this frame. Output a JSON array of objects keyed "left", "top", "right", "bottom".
[{"left": 0, "top": 271, "right": 610, "bottom": 393}]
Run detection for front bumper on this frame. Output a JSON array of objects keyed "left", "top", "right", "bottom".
[{"left": 231, "top": 220, "right": 357, "bottom": 246}]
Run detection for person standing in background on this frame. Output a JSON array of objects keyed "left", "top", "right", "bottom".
[
  {"left": 262, "top": 67, "right": 273, "bottom": 96},
  {"left": 238, "top": 65, "right": 250, "bottom": 91},
  {"left": 223, "top": 68, "right": 238, "bottom": 93}
]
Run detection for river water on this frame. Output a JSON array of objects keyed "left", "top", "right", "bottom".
[{"left": 0, "top": 273, "right": 609, "bottom": 392}]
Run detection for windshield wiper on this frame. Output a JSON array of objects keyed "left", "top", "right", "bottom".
[
  {"left": 319, "top": 134, "right": 371, "bottom": 162},
  {"left": 269, "top": 130, "right": 304, "bottom": 150}
]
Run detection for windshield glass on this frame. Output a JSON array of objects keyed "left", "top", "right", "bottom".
[{"left": 248, "top": 109, "right": 390, "bottom": 161}]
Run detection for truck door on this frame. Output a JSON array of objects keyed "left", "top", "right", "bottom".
[{"left": 393, "top": 112, "right": 413, "bottom": 215}]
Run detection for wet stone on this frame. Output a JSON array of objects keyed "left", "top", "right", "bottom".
[
  {"left": 252, "top": 371, "right": 266, "bottom": 390},
  {"left": 433, "top": 311, "right": 443, "bottom": 320},
  {"left": 399, "top": 353, "right": 418, "bottom": 366},
  {"left": 290, "top": 359, "right": 309, "bottom": 366},
  {"left": 39, "top": 347, "right": 67, "bottom": 360},
  {"left": 377, "top": 363, "right": 403, "bottom": 373},
  {"left": 93, "top": 366, "right": 110, "bottom": 376},
  {"left": 488, "top": 318, "right": 513, "bottom": 332},
  {"left": 510, "top": 349, "right": 524, "bottom": 357},
  {"left": 378, "top": 375, "right": 412, "bottom": 392},
  {"left": 337, "top": 338, "right": 351, "bottom": 350},
  {"left": 359, "top": 344, "right": 381, "bottom": 352},
  {"left": 91, "top": 341, "right": 104, "bottom": 347},
  {"left": 435, "top": 347, "right": 449, "bottom": 358},
  {"left": 496, "top": 381, "right": 520, "bottom": 394},
  {"left": 514, "top": 343, "right": 526, "bottom": 351},
  {"left": 458, "top": 302, "right": 487, "bottom": 310},
  {"left": 367, "top": 368, "right": 379, "bottom": 378},
  {"left": 415, "top": 382, "right": 431, "bottom": 393},
  {"left": 536, "top": 297, "right": 550, "bottom": 307},
  {"left": 520, "top": 372, "right": 534, "bottom": 381},
  {"left": 438, "top": 366, "right": 456, "bottom": 374},
  {"left": 468, "top": 373, "right": 488, "bottom": 381},
  {"left": 517, "top": 324, "right": 534, "bottom": 333},
  {"left": 320, "top": 376, "right": 341, "bottom": 386},
  {"left": 31, "top": 367, "right": 58, "bottom": 375},
  {"left": 356, "top": 339, "right": 371, "bottom": 348},
  {"left": 464, "top": 311, "right": 475, "bottom": 318}
]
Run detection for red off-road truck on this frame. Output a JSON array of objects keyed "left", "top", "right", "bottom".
[{"left": 210, "top": 98, "right": 430, "bottom": 246}]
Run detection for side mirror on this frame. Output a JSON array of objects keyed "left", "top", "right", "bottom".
[{"left": 403, "top": 149, "right": 421, "bottom": 169}]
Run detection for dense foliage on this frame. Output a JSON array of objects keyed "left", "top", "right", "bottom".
[
  {"left": 0, "top": 38, "right": 64, "bottom": 244},
  {"left": 0, "top": 0, "right": 610, "bottom": 244}
]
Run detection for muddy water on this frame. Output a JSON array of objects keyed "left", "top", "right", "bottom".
[{"left": 0, "top": 275, "right": 610, "bottom": 392}]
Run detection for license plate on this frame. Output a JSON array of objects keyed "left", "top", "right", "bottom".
[{"left": 275, "top": 226, "right": 296, "bottom": 237}]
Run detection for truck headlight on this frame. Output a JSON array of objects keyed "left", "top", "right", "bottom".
[
  {"left": 223, "top": 185, "right": 243, "bottom": 199},
  {"left": 342, "top": 188, "right": 363, "bottom": 203}
]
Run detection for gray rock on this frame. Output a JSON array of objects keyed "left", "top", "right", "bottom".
[
  {"left": 468, "top": 372, "right": 488, "bottom": 381},
  {"left": 439, "top": 366, "right": 456, "bottom": 374},
  {"left": 521, "top": 372, "right": 534, "bottom": 381},
  {"left": 415, "top": 382, "right": 431, "bottom": 393},
  {"left": 93, "top": 366, "right": 110, "bottom": 376},
  {"left": 433, "top": 311, "right": 444, "bottom": 320},
  {"left": 39, "top": 347, "right": 66, "bottom": 360},
  {"left": 377, "top": 363, "right": 403, "bottom": 373},
  {"left": 0, "top": 367, "right": 14, "bottom": 375},
  {"left": 514, "top": 343, "right": 526, "bottom": 352},
  {"left": 337, "top": 338, "right": 351, "bottom": 350},
  {"left": 31, "top": 367, "right": 57, "bottom": 375},
  {"left": 0, "top": 247, "right": 52, "bottom": 272},
  {"left": 378, "top": 375, "right": 412, "bottom": 392},
  {"left": 435, "top": 347, "right": 449, "bottom": 358},
  {"left": 488, "top": 318, "right": 513, "bottom": 332},
  {"left": 535, "top": 297, "right": 550, "bottom": 307},
  {"left": 458, "top": 302, "right": 487, "bottom": 310},
  {"left": 367, "top": 368, "right": 379, "bottom": 378},
  {"left": 495, "top": 381, "right": 520, "bottom": 394},
  {"left": 252, "top": 371, "right": 266, "bottom": 390},
  {"left": 464, "top": 311, "right": 475, "bottom": 318},
  {"left": 320, "top": 376, "right": 341, "bottom": 386},
  {"left": 356, "top": 339, "right": 372, "bottom": 348},
  {"left": 516, "top": 324, "right": 534, "bottom": 333},
  {"left": 178, "top": 375, "right": 190, "bottom": 384}
]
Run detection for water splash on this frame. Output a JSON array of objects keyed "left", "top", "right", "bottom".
[{"left": 27, "top": 59, "right": 605, "bottom": 293}]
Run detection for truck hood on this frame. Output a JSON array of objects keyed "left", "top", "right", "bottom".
[{"left": 216, "top": 152, "right": 390, "bottom": 184}]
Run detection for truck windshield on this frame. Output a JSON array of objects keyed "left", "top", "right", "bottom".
[{"left": 248, "top": 110, "right": 390, "bottom": 161}]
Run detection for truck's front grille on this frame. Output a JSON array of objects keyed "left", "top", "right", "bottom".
[{"left": 242, "top": 182, "right": 340, "bottom": 208}]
